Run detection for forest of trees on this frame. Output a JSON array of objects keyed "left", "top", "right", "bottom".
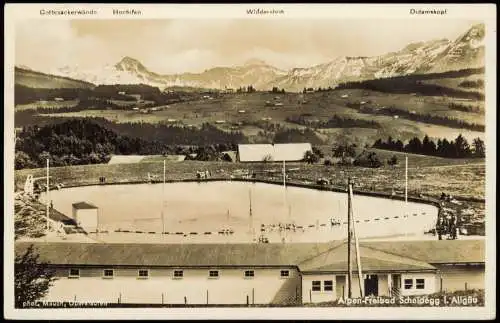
[
  {"left": 459, "top": 79, "right": 484, "bottom": 89},
  {"left": 14, "top": 85, "right": 92, "bottom": 105},
  {"left": 15, "top": 83, "right": 199, "bottom": 106},
  {"left": 447, "top": 102, "right": 482, "bottom": 113},
  {"left": 270, "top": 87, "right": 286, "bottom": 93},
  {"left": 346, "top": 102, "right": 484, "bottom": 132},
  {"left": 14, "top": 119, "right": 245, "bottom": 169},
  {"left": 235, "top": 85, "right": 257, "bottom": 93},
  {"left": 335, "top": 68, "right": 485, "bottom": 100},
  {"left": 372, "top": 134, "right": 485, "bottom": 158},
  {"left": 286, "top": 114, "right": 381, "bottom": 129}
]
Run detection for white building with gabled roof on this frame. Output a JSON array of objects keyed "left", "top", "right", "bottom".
[
  {"left": 71, "top": 202, "right": 98, "bottom": 233},
  {"left": 238, "top": 143, "right": 312, "bottom": 162}
]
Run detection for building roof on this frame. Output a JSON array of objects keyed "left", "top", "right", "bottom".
[
  {"left": 221, "top": 151, "right": 237, "bottom": 162},
  {"left": 14, "top": 240, "right": 484, "bottom": 271},
  {"left": 107, "top": 155, "right": 146, "bottom": 164},
  {"left": 360, "top": 240, "right": 485, "bottom": 264},
  {"left": 14, "top": 241, "right": 339, "bottom": 268},
  {"left": 72, "top": 202, "right": 98, "bottom": 210},
  {"left": 49, "top": 208, "right": 76, "bottom": 225},
  {"left": 298, "top": 244, "right": 436, "bottom": 273},
  {"left": 238, "top": 143, "right": 312, "bottom": 162}
]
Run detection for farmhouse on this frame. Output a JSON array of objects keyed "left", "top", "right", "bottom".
[
  {"left": 129, "top": 94, "right": 142, "bottom": 101},
  {"left": 15, "top": 239, "right": 484, "bottom": 305},
  {"left": 238, "top": 143, "right": 312, "bottom": 162},
  {"left": 71, "top": 202, "right": 99, "bottom": 233}
]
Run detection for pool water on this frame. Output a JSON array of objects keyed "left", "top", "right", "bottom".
[{"left": 41, "top": 181, "right": 438, "bottom": 243}]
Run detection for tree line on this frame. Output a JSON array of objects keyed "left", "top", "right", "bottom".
[
  {"left": 335, "top": 68, "right": 485, "bottom": 100},
  {"left": 285, "top": 114, "right": 381, "bottom": 129},
  {"left": 459, "top": 79, "right": 484, "bottom": 89},
  {"left": 14, "top": 119, "right": 245, "bottom": 169},
  {"left": 346, "top": 102, "right": 484, "bottom": 132},
  {"left": 372, "top": 134, "right": 485, "bottom": 158},
  {"left": 15, "top": 83, "right": 200, "bottom": 106},
  {"left": 235, "top": 85, "right": 257, "bottom": 93},
  {"left": 447, "top": 102, "right": 482, "bottom": 114}
]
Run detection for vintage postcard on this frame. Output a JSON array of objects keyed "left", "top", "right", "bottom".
[{"left": 3, "top": 3, "right": 496, "bottom": 320}]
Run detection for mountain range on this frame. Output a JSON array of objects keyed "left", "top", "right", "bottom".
[{"left": 18, "top": 24, "right": 485, "bottom": 92}]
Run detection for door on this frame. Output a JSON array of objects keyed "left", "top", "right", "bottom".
[
  {"left": 364, "top": 274, "right": 379, "bottom": 296},
  {"left": 336, "top": 275, "right": 346, "bottom": 300},
  {"left": 391, "top": 274, "right": 401, "bottom": 297}
]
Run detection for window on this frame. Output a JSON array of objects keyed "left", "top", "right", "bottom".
[
  {"left": 138, "top": 269, "right": 149, "bottom": 279},
  {"left": 416, "top": 279, "right": 425, "bottom": 289},
  {"left": 280, "top": 270, "right": 290, "bottom": 278},
  {"left": 68, "top": 269, "right": 80, "bottom": 278},
  {"left": 103, "top": 269, "right": 114, "bottom": 279},
  {"left": 209, "top": 270, "right": 219, "bottom": 278},
  {"left": 312, "top": 280, "right": 321, "bottom": 291},
  {"left": 173, "top": 270, "right": 184, "bottom": 278},
  {"left": 244, "top": 270, "right": 255, "bottom": 278},
  {"left": 324, "top": 280, "right": 334, "bottom": 291},
  {"left": 404, "top": 278, "right": 413, "bottom": 289}
]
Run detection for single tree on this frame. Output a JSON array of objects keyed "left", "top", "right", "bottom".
[
  {"left": 387, "top": 154, "right": 399, "bottom": 166},
  {"left": 303, "top": 150, "right": 320, "bottom": 164},
  {"left": 15, "top": 244, "right": 56, "bottom": 308},
  {"left": 454, "top": 134, "right": 471, "bottom": 158},
  {"left": 472, "top": 137, "right": 485, "bottom": 158}
]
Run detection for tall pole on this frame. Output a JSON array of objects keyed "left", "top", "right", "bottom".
[
  {"left": 405, "top": 156, "right": 408, "bottom": 206},
  {"left": 347, "top": 178, "right": 353, "bottom": 298},
  {"left": 46, "top": 159, "right": 50, "bottom": 232},
  {"left": 162, "top": 160, "right": 166, "bottom": 233},
  {"left": 350, "top": 186, "right": 364, "bottom": 298},
  {"left": 249, "top": 187, "right": 253, "bottom": 237},
  {"left": 405, "top": 155, "right": 409, "bottom": 238},
  {"left": 249, "top": 187, "right": 252, "bottom": 217},
  {"left": 283, "top": 160, "right": 286, "bottom": 189},
  {"left": 282, "top": 160, "right": 287, "bottom": 243}
]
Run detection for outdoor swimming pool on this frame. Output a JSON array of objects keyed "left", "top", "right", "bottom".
[{"left": 41, "top": 181, "right": 438, "bottom": 243}]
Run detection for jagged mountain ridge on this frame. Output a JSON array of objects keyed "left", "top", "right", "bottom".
[{"left": 37, "top": 23, "right": 484, "bottom": 91}]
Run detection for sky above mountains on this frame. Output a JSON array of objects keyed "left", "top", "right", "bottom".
[{"left": 16, "top": 19, "right": 481, "bottom": 74}]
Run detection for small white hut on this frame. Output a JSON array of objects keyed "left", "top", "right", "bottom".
[{"left": 72, "top": 202, "right": 99, "bottom": 233}]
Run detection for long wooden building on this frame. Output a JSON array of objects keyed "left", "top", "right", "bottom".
[{"left": 15, "top": 239, "right": 484, "bottom": 306}]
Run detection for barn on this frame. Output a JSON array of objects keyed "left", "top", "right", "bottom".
[
  {"left": 71, "top": 202, "right": 99, "bottom": 233},
  {"left": 14, "top": 239, "right": 484, "bottom": 306},
  {"left": 238, "top": 143, "right": 312, "bottom": 162}
]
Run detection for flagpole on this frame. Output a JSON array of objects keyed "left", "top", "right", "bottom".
[
  {"left": 405, "top": 155, "right": 408, "bottom": 237},
  {"left": 46, "top": 158, "right": 49, "bottom": 233},
  {"left": 281, "top": 159, "right": 285, "bottom": 242},
  {"left": 162, "top": 160, "right": 166, "bottom": 233},
  {"left": 350, "top": 183, "right": 364, "bottom": 298},
  {"left": 249, "top": 187, "right": 253, "bottom": 238},
  {"left": 405, "top": 155, "right": 408, "bottom": 207},
  {"left": 347, "top": 178, "right": 353, "bottom": 298}
]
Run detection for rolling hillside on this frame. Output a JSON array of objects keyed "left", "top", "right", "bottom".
[{"left": 14, "top": 67, "right": 95, "bottom": 89}]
